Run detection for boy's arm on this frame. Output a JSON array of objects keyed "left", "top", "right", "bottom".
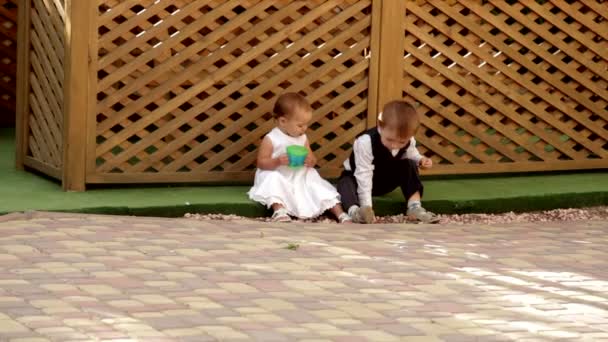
[
  {"left": 406, "top": 137, "right": 424, "bottom": 164},
  {"left": 353, "top": 135, "right": 374, "bottom": 207},
  {"left": 256, "top": 136, "right": 287, "bottom": 170}
]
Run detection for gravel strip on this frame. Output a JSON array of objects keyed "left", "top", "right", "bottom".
[{"left": 186, "top": 206, "right": 608, "bottom": 225}]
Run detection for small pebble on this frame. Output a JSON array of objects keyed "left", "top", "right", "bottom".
[{"left": 185, "top": 206, "right": 607, "bottom": 225}]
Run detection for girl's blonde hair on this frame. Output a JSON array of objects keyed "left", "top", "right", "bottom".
[{"left": 273, "top": 92, "right": 311, "bottom": 118}]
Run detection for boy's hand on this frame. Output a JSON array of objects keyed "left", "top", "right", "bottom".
[
  {"left": 304, "top": 153, "right": 317, "bottom": 168},
  {"left": 419, "top": 157, "right": 433, "bottom": 169},
  {"left": 276, "top": 154, "right": 289, "bottom": 167}
]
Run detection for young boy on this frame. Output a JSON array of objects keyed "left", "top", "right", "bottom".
[{"left": 337, "top": 100, "right": 439, "bottom": 224}]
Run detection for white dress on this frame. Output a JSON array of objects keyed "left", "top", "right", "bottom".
[{"left": 248, "top": 127, "right": 341, "bottom": 219}]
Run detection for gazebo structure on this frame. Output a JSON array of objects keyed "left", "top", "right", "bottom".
[{"left": 15, "top": 0, "right": 607, "bottom": 191}]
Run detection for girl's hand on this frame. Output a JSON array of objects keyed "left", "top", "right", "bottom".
[
  {"left": 304, "top": 153, "right": 317, "bottom": 168},
  {"left": 419, "top": 157, "right": 433, "bottom": 169},
  {"left": 276, "top": 154, "right": 290, "bottom": 167}
]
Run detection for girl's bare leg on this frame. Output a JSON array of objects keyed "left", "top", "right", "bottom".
[
  {"left": 329, "top": 204, "right": 352, "bottom": 223},
  {"left": 271, "top": 203, "right": 291, "bottom": 222}
]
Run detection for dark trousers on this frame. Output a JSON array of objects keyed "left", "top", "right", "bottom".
[{"left": 337, "top": 159, "right": 423, "bottom": 210}]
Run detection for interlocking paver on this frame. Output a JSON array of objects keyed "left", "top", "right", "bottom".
[{"left": 0, "top": 212, "right": 607, "bottom": 341}]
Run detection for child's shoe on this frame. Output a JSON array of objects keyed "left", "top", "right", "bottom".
[
  {"left": 271, "top": 208, "right": 291, "bottom": 222},
  {"left": 337, "top": 212, "right": 353, "bottom": 224},
  {"left": 406, "top": 205, "right": 440, "bottom": 223},
  {"left": 349, "top": 205, "right": 375, "bottom": 224}
]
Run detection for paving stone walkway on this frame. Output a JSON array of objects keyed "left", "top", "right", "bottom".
[{"left": 0, "top": 212, "right": 607, "bottom": 341}]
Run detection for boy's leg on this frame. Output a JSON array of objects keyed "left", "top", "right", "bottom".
[
  {"left": 398, "top": 160, "right": 439, "bottom": 223},
  {"left": 406, "top": 199, "right": 439, "bottom": 223},
  {"left": 337, "top": 171, "right": 374, "bottom": 223},
  {"left": 336, "top": 171, "right": 359, "bottom": 211},
  {"left": 397, "top": 160, "right": 424, "bottom": 201}
]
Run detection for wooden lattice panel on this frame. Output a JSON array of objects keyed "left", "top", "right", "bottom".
[
  {"left": 93, "top": 0, "right": 373, "bottom": 182},
  {"left": 403, "top": 0, "right": 607, "bottom": 174},
  {"left": 0, "top": 0, "right": 17, "bottom": 124},
  {"left": 26, "top": 0, "right": 65, "bottom": 171}
]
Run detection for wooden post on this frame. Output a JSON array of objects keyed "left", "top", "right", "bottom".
[
  {"left": 86, "top": 0, "right": 98, "bottom": 183},
  {"left": 15, "top": 0, "right": 31, "bottom": 170},
  {"left": 367, "top": 0, "right": 382, "bottom": 128},
  {"left": 370, "top": 0, "right": 405, "bottom": 125},
  {"left": 63, "top": 0, "right": 91, "bottom": 191}
]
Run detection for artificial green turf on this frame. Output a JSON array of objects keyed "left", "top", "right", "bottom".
[{"left": 1, "top": 128, "right": 606, "bottom": 216}]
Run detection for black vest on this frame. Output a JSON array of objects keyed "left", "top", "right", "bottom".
[{"left": 349, "top": 128, "right": 410, "bottom": 173}]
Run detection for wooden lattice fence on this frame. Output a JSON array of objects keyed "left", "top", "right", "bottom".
[
  {"left": 400, "top": 0, "right": 608, "bottom": 174},
  {"left": 15, "top": 0, "right": 607, "bottom": 191},
  {"left": 16, "top": 0, "right": 65, "bottom": 180},
  {"left": 0, "top": 0, "right": 17, "bottom": 126},
  {"left": 91, "top": 0, "right": 374, "bottom": 184}
]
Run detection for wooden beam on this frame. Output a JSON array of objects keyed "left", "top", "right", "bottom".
[
  {"left": 62, "top": 0, "right": 90, "bottom": 191},
  {"left": 418, "top": 159, "right": 608, "bottom": 176},
  {"left": 24, "top": 156, "right": 61, "bottom": 180},
  {"left": 85, "top": 0, "right": 98, "bottom": 183},
  {"left": 367, "top": 0, "right": 382, "bottom": 128},
  {"left": 15, "top": 0, "right": 31, "bottom": 170},
  {"left": 86, "top": 171, "right": 257, "bottom": 184},
  {"left": 375, "top": 0, "right": 405, "bottom": 115}
]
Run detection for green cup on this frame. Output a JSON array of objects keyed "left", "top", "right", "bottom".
[{"left": 286, "top": 145, "right": 308, "bottom": 168}]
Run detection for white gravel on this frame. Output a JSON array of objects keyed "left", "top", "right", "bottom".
[{"left": 185, "top": 206, "right": 608, "bottom": 225}]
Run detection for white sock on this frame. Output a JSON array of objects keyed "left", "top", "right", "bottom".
[
  {"left": 407, "top": 200, "right": 421, "bottom": 210},
  {"left": 348, "top": 205, "right": 360, "bottom": 217}
]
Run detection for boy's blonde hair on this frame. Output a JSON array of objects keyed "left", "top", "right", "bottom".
[
  {"left": 273, "top": 92, "right": 311, "bottom": 119},
  {"left": 378, "top": 100, "right": 419, "bottom": 138}
]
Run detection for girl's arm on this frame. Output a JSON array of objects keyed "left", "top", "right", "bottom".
[
  {"left": 304, "top": 139, "right": 317, "bottom": 168},
  {"left": 257, "top": 136, "right": 288, "bottom": 170}
]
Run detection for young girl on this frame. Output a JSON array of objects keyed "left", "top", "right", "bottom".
[{"left": 248, "top": 93, "right": 351, "bottom": 223}]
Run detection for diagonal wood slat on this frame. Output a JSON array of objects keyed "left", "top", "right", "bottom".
[
  {"left": 22, "top": 0, "right": 65, "bottom": 175},
  {"left": 430, "top": 1, "right": 606, "bottom": 148},
  {"left": 401, "top": 0, "right": 607, "bottom": 173},
  {"left": 93, "top": 0, "right": 373, "bottom": 178},
  {"left": 96, "top": 0, "right": 288, "bottom": 134},
  {"left": 96, "top": 1, "right": 313, "bottom": 155},
  {"left": 405, "top": 7, "right": 585, "bottom": 161},
  {"left": 135, "top": 11, "right": 371, "bottom": 173},
  {"left": 206, "top": 54, "right": 371, "bottom": 172},
  {"left": 488, "top": 1, "right": 608, "bottom": 108}
]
